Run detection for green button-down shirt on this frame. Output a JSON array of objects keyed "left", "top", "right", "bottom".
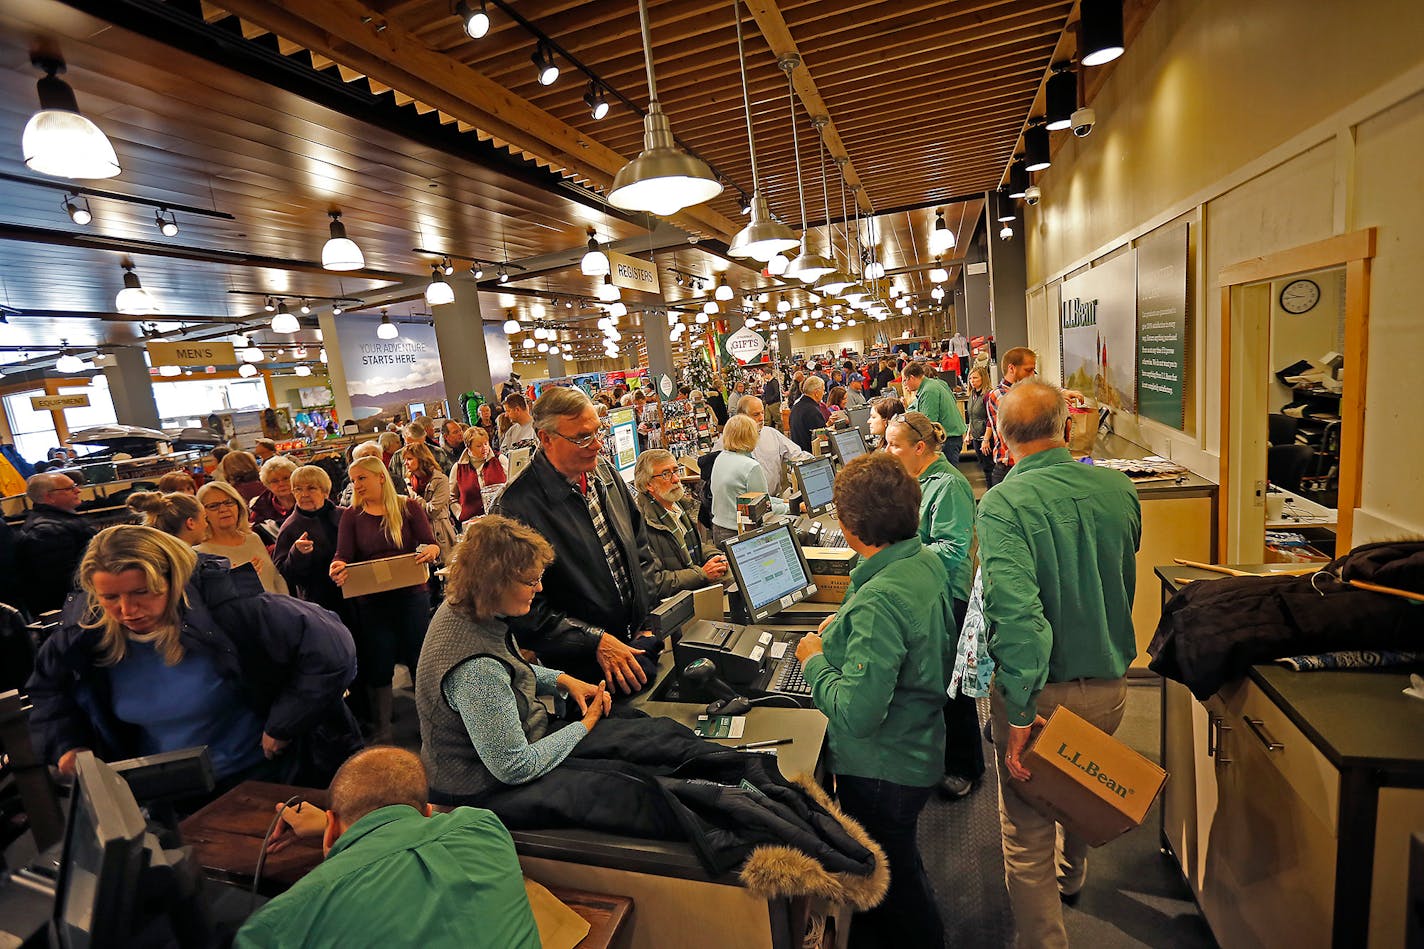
[
  {"left": 234, "top": 805, "right": 539, "bottom": 949},
  {"left": 908, "top": 376, "right": 968, "bottom": 438},
  {"left": 803, "top": 537, "right": 955, "bottom": 787},
  {"left": 916, "top": 456, "right": 975, "bottom": 604},
  {"left": 977, "top": 447, "right": 1142, "bottom": 726}
]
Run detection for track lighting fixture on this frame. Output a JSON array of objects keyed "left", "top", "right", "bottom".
[
  {"left": 322, "top": 211, "right": 364, "bottom": 271},
  {"left": 115, "top": 264, "right": 155, "bottom": 315},
  {"left": 1008, "top": 159, "right": 1030, "bottom": 200},
  {"left": 929, "top": 208, "right": 956, "bottom": 256},
  {"left": 155, "top": 208, "right": 179, "bottom": 237},
  {"left": 608, "top": 0, "right": 722, "bottom": 215},
  {"left": 1045, "top": 68, "right": 1077, "bottom": 131},
  {"left": 263, "top": 297, "right": 276, "bottom": 312},
  {"left": 426, "top": 267, "right": 455, "bottom": 306},
  {"left": 441, "top": 257, "right": 454, "bottom": 276},
  {"left": 1079, "top": 0, "right": 1125, "bottom": 66},
  {"left": 581, "top": 227, "right": 610, "bottom": 276},
  {"left": 332, "top": 303, "right": 344, "bottom": 316},
  {"left": 377, "top": 311, "right": 399, "bottom": 340},
  {"left": 1024, "top": 124, "right": 1051, "bottom": 173},
  {"left": 456, "top": 0, "right": 490, "bottom": 40},
  {"left": 271, "top": 301, "right": 300, "bottom": 334},
  {"left": 997, "top": 188, "right": 1017, "bottom": 223},
  {"left": 470, "top": 263, "right": 484, "bottom": 279},
  {"left": 23, "top": 55, "right": 120, "bottom": 180},
  {"left": 497, "top": 266, "right": 509, "bottom": 284},
  {"left": 62, "top": 193, "right": 91, "bottom": 225},
  {"left": 584, "top": 82, "right": 610, "bottom": 121},
  {"left": 299, "top": 300, "right": 312, "bottom": 315},
  {"left": 531, "top": 43, "right": 559, "bottom": 87}
]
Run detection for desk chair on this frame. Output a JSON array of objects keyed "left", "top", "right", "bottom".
[
  {"left": 1267, "top": 444, "right": 1316, "bottom": 494},
  {"left": 1267, "top": 413, "right": 1299, "bottom": 447}
]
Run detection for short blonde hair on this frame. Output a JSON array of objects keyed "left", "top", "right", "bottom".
[
  {"left": 80, "top": 525, "right": 196, "bottom": 666},
  {"left": 722, "top": 414, "right": 759, "bottom": 453},
  {"left": 291, "top": 464, "right": 332, "bottom": 493},
  {"left": 259, "top": 455, "right": 298, "bottom": 486},
  {"left": 196, "top": 480, "right": 251, "bottom": 534}
]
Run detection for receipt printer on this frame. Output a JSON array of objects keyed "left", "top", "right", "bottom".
[{"left": 673, "top": 619, "right": 776, "bottom": 686}]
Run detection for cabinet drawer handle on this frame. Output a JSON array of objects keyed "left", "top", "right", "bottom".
[
  {"left": 1215, "top": 721, "right": 1231, "bottom": 765},
  {"left": 1244, "top": 717, "right": 1284, "bottom": 752},
  {"left": 1206, "top": 715, "right": 1217, "bottom": 757}
]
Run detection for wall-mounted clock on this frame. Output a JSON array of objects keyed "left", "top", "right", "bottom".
[{"left": 1280, "top": 278, "right": 1321, "bottom": 314}]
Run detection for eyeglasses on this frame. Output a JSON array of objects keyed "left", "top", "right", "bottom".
[
  {"left": 550, "top": 429, "right": 602, "bottom": 449},
  {"left": 650, "top": 469, "right": 681, "bottom": 482},
  {"left": 203, "top": 499, "right": 240, "bottom": 512},
  {"left": 516, "top": 572, "right": 544, "bottom": 589},
  {"left": 890, "top": 413, "right": 934, "bottom": 442}
]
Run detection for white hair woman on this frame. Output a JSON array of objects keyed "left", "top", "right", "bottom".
[
  {"left": 251, "top": 454, "right": 299, "bottom": 530},
  {"left": 196, "top": 480, "right": 288, "bottom": 594},
  {"left": 329, "top": 456, "right": 440, "bottom": 742},
  {"left": 709, "top": 414, "right": 789, "bottom": 543}
]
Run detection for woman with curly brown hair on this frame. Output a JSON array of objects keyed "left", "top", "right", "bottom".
[{"left": 415, "top": 515, "right": 610, "bottom": 806}]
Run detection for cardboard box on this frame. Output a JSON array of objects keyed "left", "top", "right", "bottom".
[
  {"left": 1020, "top": 705, "right": 1168, "bottom": 846},
  {"left": 341, "top": 554, "right": 429, "bottom": 599},
  {"left": 807, "top": 573, "right": 850, "bottom": 604}
]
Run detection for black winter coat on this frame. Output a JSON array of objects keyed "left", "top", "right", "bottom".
[
  {"left": 493, "top": 452, "right": 655, "bottom": 666},
  {"left": 18, "top": 504, "right": 96, "bottom": 616},
  {"left": 26, "top": 556, "right": 362, "bottom": 786},
  {"left": 789, "top": 396, "right": 825, "bottom": 452},
  {"left": 273, "top": 500, "right": 348, "bottom": 617}
]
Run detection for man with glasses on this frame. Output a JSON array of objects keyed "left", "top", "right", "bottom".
[
  {"left": 495, "top": 386, "right": 659, "bottom": 695},
  {"left": 18, "top": 472, "right": 96, "bottom": 615},
  {"left": 632, "top": 449, "right": 727, "bottom": 598}
]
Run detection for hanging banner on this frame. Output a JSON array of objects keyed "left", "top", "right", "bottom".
[
  {"left": 725, "top": 325, "right": 767, "bottom": 363},
  {"left": 147, "top": 340, "right": 236, "bottom": 367},
  {"left": 608, "top": 250, "right": 660, "bottom": 294},
  {"left": 334, "top": 314, "right": 446, "bottom": 427},
  {"left": 1059, "top": 253, "right": 1137, "bottom": 414},
  {"left": 1135, "top": 222, "right": 1190, "bottom": 430}
]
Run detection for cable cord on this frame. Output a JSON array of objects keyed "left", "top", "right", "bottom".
[{"left": 251, "top": 794, "right": 306, "bottom": 911}]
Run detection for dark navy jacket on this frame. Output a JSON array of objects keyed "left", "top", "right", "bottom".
[{"left": 26, "top": 556, "right": 362, "bottom": 785}]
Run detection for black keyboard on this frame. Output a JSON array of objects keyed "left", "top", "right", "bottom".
[
  {"left": 770, "top": 657, "right": 811, "bottom": 695},
  {"left": 819, "top": 526, "right": 847, "bottom": 548}
]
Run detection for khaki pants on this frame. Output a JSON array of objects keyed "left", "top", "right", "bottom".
[{"left": 991, "top": 678, "right": 1128, "bottom": 949}]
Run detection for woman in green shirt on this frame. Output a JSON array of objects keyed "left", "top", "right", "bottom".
[
  {"left": 884, "top": 412, "right": 984, "bottom": 800},
  {"left": 795, "top": 453, "right": 953, "bottom": 948}
]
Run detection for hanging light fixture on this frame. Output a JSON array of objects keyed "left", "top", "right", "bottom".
[
  {"left": 608, "top": 301, "right": 628, "bottom": 318},
  {"left": 929, "top": 259, "right": 948, "bottom": 283},
  {"left": 727, "top": 0, "right": 800, "bottom": 262},
  {"left": 997, "top": 188, "right": 1018, "bottom": 223},
  {"left": 1008, "top": 159, "right": 1030, "bottom": 199},
  {"left": 531, "top": 43, "right": 560, "bottom": 86},
  {"left": 931, "top": 286, "right": 945, "bottom": 301},
  {"left": 55, "top": 340, "right": 85, "bottom": 374},
  {"left": 240, "top": 337, "right": 264, "bottom": 362},
  {"left": 62, "top": 193, "right": 92, "bottom": 225},
  {"left": 154, "top": 208, "right": 179, "bottom": 237},
  {"left": 522, "top": 337, "right": 536, "bottom": 350},
  {"left": 1079, "top": 0, "right": 1125, "bottom": 66},
  {"left": 714, "top": 275, "right": 734, "bottom": 301},
  {"left": 322, "top": 212, "right": 364, "bottom": 271},
  {"left": 239, "top": 362, "right": 258, "bottom": 378},
  {"left": 115, "top": 264, "right": 155, "bottom": 315},
  {"left": 695, "top": 311, "right": 709, "bottom": 324},
  {"left": 271, "top": 301, "right": 300, "bottom": 334},
  {"left": 781, "top": 64, "right": 835, "bottom": 284},
  {"left": 299, "top": 300, "right": 312, "bottom": 315},
  {"left": 1024, "top": 123, "right": 1052, "bottom": 172},
  {"left": 929, "top": 208, "right": 956, "bottom": 256},
  {"left": 456, "top": 0, "right": 490, "bottom": 39},
  {"left": 766, "top": 253, "right": 790, "bottom": 276},
  {"left": 425, "top": 266, "right": 455, "bottom": 306},
  {"left": 581, "top": 227, "right": 610, "bottom": 275},
  {"left": 23, "top": 55, "right": 120, "bottom": 179},
  {"left": 502, "top": 311, "right": 522, "bottom": 334},
  {"left": 584, "top": 82, "right": 610, "bottom": 121},
  {"left": 496, "top": 266, "right": 509, "bottom": 284},
  {"left": 1045, "top": 67, "right": 1077, "bottom": 131},
  {"left": 549, "top": 344, "right": 562, "bottom": 355},
  {"left": 608, "top": 0, "right": 722, "bottom": 215},
  {"left": 814, "top": 158, "right": 855, "bottom": 295},
  {"left": 263, "top": 297, "right": 277, "bottom": 313},
  {"left": 294, "top": 364, "right": 312, "bottom": 377},
  {"left": 376, "top": 310, "right": 399, "bottom": 340},
  {"left": 320, "top": 348, "right": 328, "bottom": 363},
  {"left": 597, "top": 276, "right": 621, "bottom": 302},
  {"left": 702, "top": 301, "right": 719, "bottom": 316}
]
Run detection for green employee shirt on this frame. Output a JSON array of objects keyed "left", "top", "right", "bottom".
[
  {"left": 233, "top": 805, "right": 540, "bottom": 949},
  {"left": 977, "top": 447, "right": 1142, "bottom": 727},
  {"left": 803, "top": 538, "right": 955, "bottom": 788},
  {"left": 908, "top": 376, "right": 968, "bottom": 438},
  {"left": 916, "top": 456, "right": 976, "bottom": 604}
]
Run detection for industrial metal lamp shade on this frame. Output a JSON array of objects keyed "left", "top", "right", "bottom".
[
  {"left": 115, "top": 268, "right": 154, "bottom": 315},
  {"left": 377, "top": 313, "right": 399, "bottom": 339},
  {"left": 814, "top": 270, "right": 853, "bottom": 296},
  {"left": 785, "top": 237, "right": 835, "bottom": 284},
  {"left": 728, "top": 192, "right": 799, "bottom": 262},
  {"left": 608, "top": 105, "right": 722, "bottom": 216},
  {"left": 425, "top": 271, "right": 455, "bottom": 306},
  {"left": 24, "top": 65, "right": 120, "bottom": 180},
  {"left": 322, "top": 213, "right": 365, "bottom": 271}
]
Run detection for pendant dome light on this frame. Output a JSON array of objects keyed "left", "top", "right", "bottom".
[
  {"left": 294, "top": 364, "right": 312, "bottom": 377},
  {"left": 55, "top": 340, "right": 85, "bottom": 374},
  {"left": 781, "top": 60, "right": 835, "bottom": 284},
  {"left": 425, "top": 266, "right": 455, "bottom": 306},
  {"left": 714, "top": 275, "right": 734, "bottom": 301},
  {"left": 238, "top": 362, "right": 259, "bottom": 378},
  {"left": 502, "top": 311, "right": 522, "bottom": 335},
  {"left": 376, "top": 310, "right": 399, "bottom": 340},
  {"left": 522, "top": 337, "right": 536, "bottom": 349},
  {"left": 23, "top": 56, "right": 120, "bottom": 180},
  {"left": 580, "top": 227, "right": 610, "bottom": 276},
  {"left": 727, "top": 0, "right": 799, "bottom": 263},
  {"left": 929, "top": 259, "right": 949, "bottom": 284},
  {"left": 322, "top": 211, "right": 365, "bottom": 271},
  {"left": 115, "top": 264, "right": 155, "bottom": 315},
  {"left": 607, "top": 301, "right": 628, "bottom": 319},
  {"left": 240, "top": 338, "right": 265, "bottom": 362},
  {"left": 1079, "top": 0, "right": 1125, "bottom": 66},
  {"left": 597, "top": 276, "right": 621, "bottom": 302},
  {"left": 271, "top": 301, "right": 300, "bottom": 334},
  {"left": 766, "top": 253, "right": 790, "bottom": 276},
  {"left": 929, "top": 208, "right": 956, "bottom": 256},
  {"left": 1045, "top": 67, "right": 1077, "bottom": 131},
  {"left": 608, "top": 0, "right": 722, "bottom": 216}
]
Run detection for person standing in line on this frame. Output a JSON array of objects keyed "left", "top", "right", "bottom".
[
  {"left": 980, "top": 347, "right": 1039, "bottom": 487},
  {"left": 709, "top": 416, "right": 789, "bottom": 544},
  {"left": 449, "top": 427, "right": 508, "bottom": 527},
  {"left": 760, "top": 370, "right": 782, "bottom": 430},
  {"left": 18, "top": 472, "right": 96, "bottom": 616},
  {"left": 978, "top": 380, "right": 1141, "bottom": 949},
  {"left": 901, "top": 362, "right": 967, "bottom": 464},
  {"left": 964, "top": 367, "right": 994, "bottom": 485},
  {"left": 789, "top": 376, "right": 828, "bottom": 452},
  {"left": 196, "top": 481, "right": 289, "bottom": 595},
  {"left": 500, "top": 394, "right": 537, "bottom": 450}
]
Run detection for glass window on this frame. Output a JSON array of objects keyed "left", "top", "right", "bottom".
[
  {"left": 3, "top": 379, "right": 117, "bottom": 464},
  {"left": 153, "top": 378, "right": 268, "bottom": 427}
]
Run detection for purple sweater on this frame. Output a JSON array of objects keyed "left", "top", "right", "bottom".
[{"left": 336, "top": 500, "right": 437, "bottom": 592}]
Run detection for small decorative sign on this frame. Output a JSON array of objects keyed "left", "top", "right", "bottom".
[
  {"left": 607, "top": 251, "right": 660, "bottom": 294},
  {"left": 147, "top": 340, "right": 237, "bottom": 367},
  {"left": 658, "top": 373, "right": 675, "bottom": 398},
  {"left": 31, "top": 393, "right": 90, "bottom": 410},
  {"left": 725, "top": 325, "right": 767, "bottom": 363}
]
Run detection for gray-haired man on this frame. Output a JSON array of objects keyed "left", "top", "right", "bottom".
[{"left": 633, "top": 449, "right": 727, "bottom": 598}]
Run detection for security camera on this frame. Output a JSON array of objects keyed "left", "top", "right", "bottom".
[
  {"left": 1071, "top": 107, "right": 1096, "bottom": 137},
  {"left": 1024, "top": 185, "right": 1041, "bottom": 206},
  {"left": 687, "top": 234, "right": 701, "bottom": 245}
]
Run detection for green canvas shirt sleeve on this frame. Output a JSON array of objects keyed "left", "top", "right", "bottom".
[
  {"left": 919, "top": 380, "right": 967, "bottom": 438},
  {"left": 920, "top": 471, "right": 975, "bottom": 603},
  {"left": 977, "top": 503, "right": 1053, "bottom": 726},
  {"left": 803, "top": 594, "right": 906, "bottom": 739}
]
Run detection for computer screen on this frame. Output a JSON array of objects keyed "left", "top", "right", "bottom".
[
  {"left": 793, "top": 457, "right": 837, "bottom": 516},
  {"left": 846, "top": 404, "right": 872, "bottom": 439},
  {"left": 723, "top": 523, "right": 817, "bottom": 621},
  {"left": 54, "top": 753, "right": 149, "bottom": 949},
  {"left": 829, "top": 427, "right": 867, "bottom": 466},
  {"left": 405, "top": 402, "right": 426, "bottom": 419}
]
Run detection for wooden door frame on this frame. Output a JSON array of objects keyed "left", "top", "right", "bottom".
[{"left": 1216, "top": 229, "right": 1375, "bottom": 560}]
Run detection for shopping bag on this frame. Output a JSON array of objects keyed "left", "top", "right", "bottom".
[{"left": 949, "top": 568, "right": 994, "bottom": 698}]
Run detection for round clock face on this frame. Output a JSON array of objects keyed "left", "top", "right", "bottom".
[{"left": 1280, "top": 278, "right": 1321, "bottom": 314}]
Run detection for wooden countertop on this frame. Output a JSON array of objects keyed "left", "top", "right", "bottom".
[
  {"left": 1092, "top": 433, "right": 1217, "bottom": 499},
  {"left": 1156, "top": 564, "right": 1424, "bottom": 772}
]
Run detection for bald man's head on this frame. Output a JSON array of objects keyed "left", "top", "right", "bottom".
[
  {"left": 997, "top": 379, "right": 1069, "bottom": 454},
  {"left": 328, "top": 747, "right": 428, "bottom": 827}
]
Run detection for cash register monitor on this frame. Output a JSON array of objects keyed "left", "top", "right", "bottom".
[
  {"left": 828, "top": 427, "right": 867, "bottom": 466},
  {"left": 52, "top": 753, "right": 148, "bottom": 949},
  {"left": 846, "top": 404, "right": 873, "bottom": 440},
  {"left": 722, "top": 523, "right": 817, "bottom": 622},
  {"left": 792, "top": 456, "right": 836, "bottom": 517}
]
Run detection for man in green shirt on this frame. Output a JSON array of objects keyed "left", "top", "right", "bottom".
[
  {"left": 902, "top": 361, "right": 967, "bottom": 463},
  {"left": 235, "top": 747, "right": 539, "bottom": 949},
  {"left": 976, "top": 379, "right": 1141, "bottom": 949}
]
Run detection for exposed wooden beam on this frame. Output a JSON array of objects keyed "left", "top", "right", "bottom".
[{"left": 211, "top": 0, "right": 740, "bottom": 242}]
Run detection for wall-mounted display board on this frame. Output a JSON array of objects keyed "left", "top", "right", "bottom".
[
  {"left": 1135, "top": 222, "right": 1191, "bottom": 429},
  {"left": 334, "top": 315, "right": 447, "bottom": 428},
  {"left": 1060, "top": 253, "right": 1137, "bottom": 414}
]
